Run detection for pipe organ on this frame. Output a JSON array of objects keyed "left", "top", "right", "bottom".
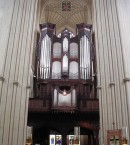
[
  {"left": 29, "top": 23, "right": 98, "bottom": 145},
  {"left": 80, "top": 35, "right": 91, "bottom": 79},
  {"left": 35, "top": 23, "right": 96, "bottom": 110},
  {"left": 40, "top": 34, "right": 51, "bottom": 79}
]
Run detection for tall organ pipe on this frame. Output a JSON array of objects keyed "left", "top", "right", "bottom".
[
  {"left": 46, "top": 35, "right": 49, "bottom": 79},
  {"left": 40, "top": 39, "right": 45, "bottom": 78},
  {"left": 80, "top": 35, "right": 90, "bottom": 80},
  {"left": 84, "top": 35, "right": 87, "bottom": 79},
  {"left": 87, "top": 38, "right": 90, "bottom": 78},
  {"left": 40, "top": 34, "right": 51, "bottom": 79},
  {"left": 82, "top": 37, "right": 84, "bottom": 79},
  {"left": 41, "top": 37, "right": 44, "bottom": 78},
  {"left": 48, "top": 38, "right": 51, "bottom": 78},
  {"left": 43, "top": 39, "right": 45, "bottom": 78},
  {"left": 80, "top": 40, "right": 82, "bottom": 78},
  {"left": 86, "top": 37, "right": 88, "bottom": 79},
  {"left": 46, "top": 36, "right": 49, "bottom": 79},
  {"left": 40, "top": 41, "right": 42, "bottom": 78},
  {"left": 81, "top": 37, "right": 84, "bottom": 79},
  {"left": 72, "top": 89, "right": 76, "bottom": 107},
  {"left": 44, "top": 36, "right": 47, "bottom": 79}
]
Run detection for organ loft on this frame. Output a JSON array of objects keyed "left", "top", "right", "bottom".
[{"left": 28, "top": 23, "right": 99, "bottom": 145}]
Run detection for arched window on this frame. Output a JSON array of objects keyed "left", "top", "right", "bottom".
[
  {"left": 70, "top": 43, "right": 78, "bottom": 58},
  {"left": 53, "top": 42, "right": 61, "bottom": 58},
  {"left": 52, "top": 61, "right": 61, "bottom": 79},
  {"left": 69, "top": 61, "right": 78, "bottom": 79}
]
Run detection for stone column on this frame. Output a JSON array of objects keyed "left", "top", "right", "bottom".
[
  {"left": 115, "top": 0, "right": 130, "bottom": 143},
  {"left": 0, "top": 0, "right": 40, "bottom": 145},
  {"left": 92, "top": 0, "right": 130, "bottom": 144}
]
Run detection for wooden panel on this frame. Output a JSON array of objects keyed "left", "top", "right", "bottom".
[
  {"left": 28, "top": 99, "right": 99, "bottom": 112},
  {"left": 79, "top": 99, "right": 99, "bottom": 111},
  {"left": 29, "top": 99, "right": 50, "bottom": 112}
]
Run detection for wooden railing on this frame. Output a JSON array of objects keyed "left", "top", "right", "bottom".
[
  {"left": 28, "top": 98, "right": 99, "bottom": 112},
  {"left": 28, "top": 99, "right": 50, "bottom": 112},
  {"left": 79, "top": 99, "right": 99, "bottom": 111}
]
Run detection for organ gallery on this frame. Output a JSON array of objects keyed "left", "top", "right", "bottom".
[{"left": 28, "top": 23, "right": 99, "bottom": 145}]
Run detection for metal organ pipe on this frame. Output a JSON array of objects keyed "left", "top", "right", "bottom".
[
  {"left": 46, "top": 35, "right": 49, "bottom": 79},
  {"left": 82, "top": 36, "right": 84, "bottom": 79},
  {"left": 86, "top": 36, "right": 88, "bottom": 79},
  {"left": 86, "top": 37, "right": 90, "bottom": 79},
  {"left": 47, "top": 35, "right": 49, "bottom": 79},
  {"left": 87, "top": 38, "right": 90, "bottom": 78},
  {"left": 81, "top": 37, "right": 83, "bottom": 79},
  {"left": 44, "top": 35, "right": 47, "bottom": 79},
  {"left": 84, "top": 35, "right": 87, "bottom": 79},
  {"left": 40, "top": 34, "right": 51, "bottom": 79},
  {"left": 41, "top": 36, "right": 44, "bottom": 79},
  {"left": 88, "top": 38, "right": 90, "bottom": 78},
  {"left": 86, "top": 37, "right": 88, "bottom": 78},
  {"left": 40, "top": 41, "right": 42, "bottom": 78},
  {"left": 46, "top": 35, "right": 51, "bottom": 79},
  {"left": 53, "top": 89, "right": 58, "bottom": 107},
  {"left": 72, "top": 89, "right": 76, "bottom": 106},
  {"left": 80, "top": 35, "right": 90, "bottom": 80},
  {"left": 40, "top": 39, "right": 44, "bottom": 78},
  {"left": 42, "top": 39, "right": 45, "bottom": 78},
  {"left": 43, "top": 36, "right": 46, "bottom": 79},
  {"left": 48, "top": 37, "right": 51, "bottom": 79},
  {"left": 47, "top": 36, "right": 49, "bottom": 79},
  {"left": 80, "top": 37, "right": 84, "bottom": 79},
  {"left": 80, "top": 37, "right": 82, "bottom": 79},
  {"left": 80, "top": 40, "right": 82, "bottom": 79},
  {"left": 87, "top": 36, "right": 89, "bottom": 79}
]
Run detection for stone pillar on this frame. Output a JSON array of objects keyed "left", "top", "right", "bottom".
[
  {"left": 115, "top": 0, "right": 130, "bottom": 144},
  {"left": 0, "top": 0, "right": 40, "bottom": 145},
  {"left": 92, "top": 0, "right": 130, "bottom": 144}
]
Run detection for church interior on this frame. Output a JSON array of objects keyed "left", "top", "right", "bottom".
[{"left": 0, "top": 0, "right": 130, "bottom": 145}]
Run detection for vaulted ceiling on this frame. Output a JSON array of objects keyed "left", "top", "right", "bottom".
[{"left": 40, "top": 0, "right": 92, "bottom": 35}]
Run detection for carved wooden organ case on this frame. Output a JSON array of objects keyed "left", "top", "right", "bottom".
[{"left": 35, "top": 23, "right": 96, "bottom": 111}]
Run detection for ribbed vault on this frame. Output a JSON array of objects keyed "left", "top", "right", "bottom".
[{"left": 40, "top": 0, "right": 92, "bottom": 35}]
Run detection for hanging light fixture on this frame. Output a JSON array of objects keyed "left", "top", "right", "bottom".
[
  {"left": 63, "top": 89, "right": 67, "bottom": 96},
  {"left": 59, "top": 85, "right": 71, "bottom": 96}
]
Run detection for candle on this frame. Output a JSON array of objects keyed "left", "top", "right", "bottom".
[{"left": 122, "top": 127, "right": 128, "bottom": 139}]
